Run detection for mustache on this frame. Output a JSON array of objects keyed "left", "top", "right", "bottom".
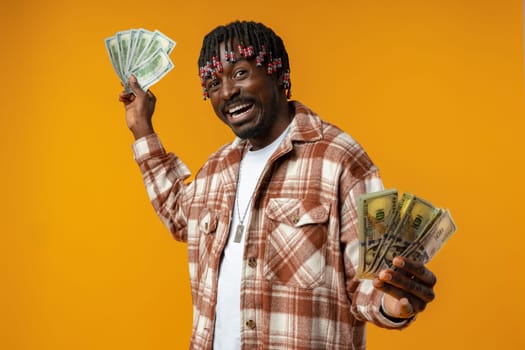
[{"left": 221, "top": 97, "right": 255, "bottom": 115}]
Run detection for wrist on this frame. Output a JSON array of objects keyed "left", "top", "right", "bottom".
[{"left": 130, "top": 124, "right": 155, "bottom": 140}]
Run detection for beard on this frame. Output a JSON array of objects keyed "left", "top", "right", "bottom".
[
  {"left": 232, "top": 108, "right": 276, "bottom": 140},
  {"left": 227, "top": 90, "right": 281, "bottom": 141}
]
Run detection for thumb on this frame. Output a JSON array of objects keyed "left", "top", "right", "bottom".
[
  {"left": 383, "top": 294, "right": 414, "bottom": 319},
  {"left": 127, "top": 75, "right": 145, "bottom": 96},
  {"left": 397, "top": 297, "right": 415, "bottom": 318}
]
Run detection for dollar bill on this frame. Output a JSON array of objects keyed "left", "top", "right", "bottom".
[
  {"left": 373, "top": 194, "right": 440, "bottom": 272},
  {"left": 105, "top": 28, "right": 176, "bottom": 92},
  {"left": 131, "top": 48, "right": 174, "bottom": 92},
  {"left": 357, "top": 189, "right": 398, "bottom": 278},
  {"left": 366, "top": 192, "right": 412, "bottom": 273},
  {"left": 356, "top": 189, "right": 457, "bottom": 279},
  {"left": 127, "top": 28, "right": 155, "bottom": 73},
  {"left": 124, "top": 29, "right": 139, "bottom": 75},
  {"left": 104, "top": 36, "right": 125, "bottom": 83},
  {"left": 137, "top": 30, "right": 176, "bottom": 62},
  {"left": 403, "top": 209, "right": 457, "bottom": 263},
  {"left": 116, "top": 30, "right": 133, "bottom": 76}
]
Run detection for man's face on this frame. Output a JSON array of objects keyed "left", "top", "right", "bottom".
[{"left": 205, "top": 43, "right": 286, "bottom": 149}]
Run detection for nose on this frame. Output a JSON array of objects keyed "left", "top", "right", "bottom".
[{"left": 220, "top": 78, "right": 239, "bottom": 101}]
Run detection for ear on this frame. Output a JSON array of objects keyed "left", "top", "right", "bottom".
[{"left": 276, "top": 69, "right": 291, "bottom": 98}]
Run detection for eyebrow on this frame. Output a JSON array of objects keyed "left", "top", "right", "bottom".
[{"left": 205, "top": 58, "right": 252, "bottom": 81}]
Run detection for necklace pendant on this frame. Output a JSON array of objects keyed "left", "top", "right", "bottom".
[{"left": 234, "top": 224, "right": 244, "bottom": 243}]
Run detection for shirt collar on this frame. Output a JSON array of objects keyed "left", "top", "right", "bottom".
[
  {"left": 287, "top": 100, "right": 323, "bottom": 144},
  {"left": 230, "top": 100, "right": 323, "bottom": 149}
]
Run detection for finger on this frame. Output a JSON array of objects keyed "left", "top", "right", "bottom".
[
  {"left": 377, "top": 269, "right": 435, "bottom": 304},
  {"left": 146, "top": 89, "right": 157, "bottom": 104},
  {"left": 119, "top": 91, "right": 135, "bottom": 102},
  {"left": 393, "top": 256, "right": 437, "bottom": 287},
  {"left": 374, "top": 278, "right": 428, "bottom": 314}
]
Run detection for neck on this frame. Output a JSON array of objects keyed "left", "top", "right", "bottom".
[{"left": 249, "top": 101, "right": 294, "bottom": 151}]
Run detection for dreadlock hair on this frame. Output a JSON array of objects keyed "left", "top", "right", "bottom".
[{"left": 198, "top": 21, "right": 291, "bottom": 100}]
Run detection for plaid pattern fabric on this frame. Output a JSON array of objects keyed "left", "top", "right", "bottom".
[{"left": 133, "top": 101, "right": 411, "bottom": 350}]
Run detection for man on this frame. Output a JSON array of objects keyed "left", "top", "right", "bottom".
[{"left": 119, "top": 21, "right": 437, "bottom": 350}]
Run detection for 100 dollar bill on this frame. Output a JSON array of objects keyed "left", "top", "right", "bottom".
[
  {"left": 357, "top": 189, "right": 398, "bottom": 278},
  {"left": 372, "top": 194, "right": 440, "bottom": 273},
  {"left": 130, "top": 48, "right": 174, "bottom": 92},
  {"left": 356, "top": 189, "right": 457, "bottom": 278},
  {"left": 105, "top": 28, "right": 176, "bottom": 92},
  {"left": 403, "top": 209, "right": 457, "bottom": 263}
]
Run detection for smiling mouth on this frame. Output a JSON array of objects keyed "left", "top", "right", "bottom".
[{"left": 226, "top": 103, "right": 255, "bottom": 121}]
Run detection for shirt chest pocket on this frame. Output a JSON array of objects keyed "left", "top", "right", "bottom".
[
  {"left": 264, "top": 198, "right": 330, "bottom": 289},
  {"left": 196, "top": 208, "right": 221, "bottom": 279}
]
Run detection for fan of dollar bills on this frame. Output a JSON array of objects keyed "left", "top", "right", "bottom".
[
  {"left": 104, "top": 28, "right": 176, "bottom": 92},
  {"left": 357, "top": 189, "right": 458, "bottom": 279}
]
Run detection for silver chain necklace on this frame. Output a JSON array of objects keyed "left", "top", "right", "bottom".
[
  {"left": 231, "top": 123, "right": 292, "bottom": 243},
  {"left": 233, "top": 156, "right": 255, "bottom": 243}
]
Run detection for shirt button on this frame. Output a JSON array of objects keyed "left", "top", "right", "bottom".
[
  {"left": 291, "top": 214, "right": 299, "bottom": 224},
  {"left": 245, "top": 320, "right": 256, "bottom": 329},
  {"left": 248, "top": 257, "right": 257, "bottom": 268}
]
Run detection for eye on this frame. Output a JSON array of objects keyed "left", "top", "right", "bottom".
[
  {"left": 206, "top": 78, "right": 220, "bottom": 92},
  {"left": 233, "top": 69, "right": 248, "bottom": 79}
]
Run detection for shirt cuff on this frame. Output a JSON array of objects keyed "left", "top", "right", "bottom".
[{"left": 132, "top": 133, "right": 165, "bottom": 162}]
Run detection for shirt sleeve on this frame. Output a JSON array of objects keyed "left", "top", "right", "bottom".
[
  {"left": 132, "top": 133, "right": 192, "bottom": 242},
  {"left": 340, "top": 166, "right": 415, "bottom": 330}
]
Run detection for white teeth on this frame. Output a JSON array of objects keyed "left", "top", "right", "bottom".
[{"left": 228, "top": 103, "right": 251, "bottom": 114}]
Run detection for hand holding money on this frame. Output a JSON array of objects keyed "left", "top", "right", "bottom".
[
  {"left": 119, "top": 75, "right": 156, "bottom": 139},
  {"left": 105, "top": 28, "right": 176, "bottom": 92},
  {"left": 357, "top": 189, "right": 458, "bottom": 279},
  {"left": 375, "top": 256, "right": 437, "bottom": 320},
  {"left": 356, "top": 189, "right": 455, "bottom": 320}
]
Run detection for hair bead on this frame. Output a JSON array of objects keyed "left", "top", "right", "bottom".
[{"left": 198, "top": 21, "right": 292, "bottom": 100}]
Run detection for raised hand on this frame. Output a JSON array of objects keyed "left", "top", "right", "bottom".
[{"left": 119, "top": 75, "right": 157, "bottom": 140}]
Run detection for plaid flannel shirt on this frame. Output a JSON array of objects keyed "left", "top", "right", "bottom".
[{"left": 132, "top": 101, "right": 411, "bottom": 350}]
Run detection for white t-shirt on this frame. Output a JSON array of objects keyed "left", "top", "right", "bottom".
[{"left": 213, "top": 127, "right": 290, "bottom": 350}]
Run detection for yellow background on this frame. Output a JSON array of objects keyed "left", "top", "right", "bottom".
[{"left": 2, "top": 0, "right": 524, "bottom": 349}]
